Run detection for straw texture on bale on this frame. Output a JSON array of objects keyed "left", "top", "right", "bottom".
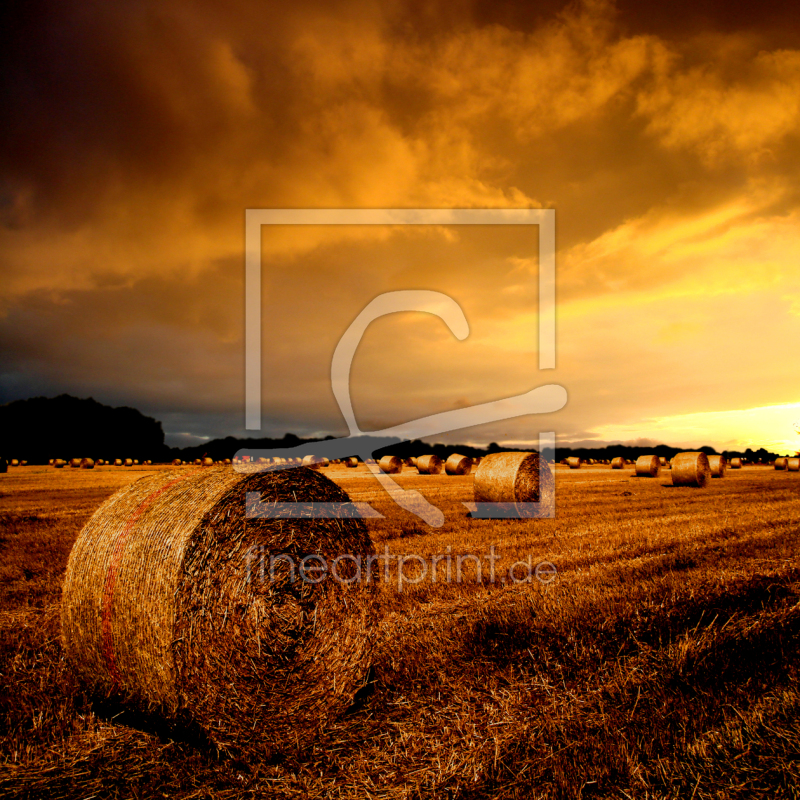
[
  {"left": 730, "top": 457, "right": 742, "bottom": 469},
  {"left": 70, "top": 458, "right": 81, "bottom": 468},
  {"left": 378, "top": 455, "right": 402, "bottom": 474},
  {"left": 671, "top": 452, "right": 711, "bottom": 487},
  {"left": 80, "top": 458, "right": 95, "bottom": 470},
  {"left": 61, "top": 466, "right": 376, "bottom": 759},
  {"left": 788, "top": 457, "right": 800, "bottom": 472},
  {"left": 202, "top": 457, "right": 214, "bottom": 467},
  {"left": 473, "top": 452, "right": 555, "bottom": 517},
  {"left": 708, "top": 455, "right": 726, "bottom": 478},
  {"left": 409, "top": 457, "right": 418, "bottom": 467},
  {"left": 444, "top": 454, "right": 472, "bottom": 476},
  {"left": 566, "top": 457, "right": 581, "bottom": 469},
  {"left": 416, "top": 454, "right": 443, "bottom": 475},
  {"left": 610, "top": 457, "right": 624, "bottom": 469},
  {"left": 345, "top": 457, "right": 358, "bottom": 468},
  {"left": 635, "top": 456, "right": 660, "bottom": 477},
  {"left": 775, "top": 457, "right": 788, "bottom": 470}
]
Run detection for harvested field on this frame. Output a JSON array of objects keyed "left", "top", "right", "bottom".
[{"left": 1, "top": 463, "right": 799, "bottom": 798}]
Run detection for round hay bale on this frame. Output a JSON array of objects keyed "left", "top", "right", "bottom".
[
  {"left": 409, "top": 457, "right": 418, "bottom": 467},
  {"left": 730, "top": 457, "right": 742, "bottom": 469},
  {"left": 48, "top": 459, "right": 54, "bottom": 465},
  {"left": 634, "top": 455, "right": 660, "bottom": 477},
  {"left": 775, "top": 457, "right": 788, "bottom": 470},
  {"left": 302, "top": 455, "right": 323, "bottom": 469},
  {"left": 114, "top": 459, "right": 123, "bottom": 466},
  {"left": 444, "top": 454, "right": 472, "bottom": 476},
  {"left": 61, "top": 466, "right": 375, "bottom": 759},
  {"left": 378, "top": 455, "right": 402, "bottom": 474},
  {"left": 124, "top": 459, "right": 133, "bottom": 467},
  {"left": 69, "top": 458, "right": 81, "bottom": 468},
  {"left": 788, "top": 457, "right": 800, "bottom": 472},
  {"left": 671, "top": 452, "right": 711, "bottom": 487},
  {"left": 473, "top": 457, "right": 482, "bottom": 465},
  {"left": 172, "top": 459, "right": 182, "bottom": 466},
  {"left": 133, "top": 460, "right": 139, "bottom": 465},
  {"left": 54, "top": 459, "right": 66, "bottom": 468},
  {"left": 345, "top": 457, "right": 358, "bottom": 468},
  {"left": 202, "top": 457, "right": 214, "bottom": 467},
  {"left": 566, "top": 457, "right": 581, "bottom": 469},
  {"left": 10, "top": 459, "right": 19, "bottom": 467},
  {"left": 659, "top": 457, "right": 667, "bottom": 466},
  {"left": 473, "top": 452, "right": 555, "bottom": 517},
  {"left": 80, "top": 458, "right": 95, "bottom": 470},
  {"left": 707, "top": 455, "right": 726, "bottom": 478},
  {"left": 610, "top": 457, "right": 625, "bottom": 469},
  {"left": 20, "top": 460, "right": 28, "bottom": 466},
  {"left": 416, "top": 454, "right": 443, "bottom": 475}
]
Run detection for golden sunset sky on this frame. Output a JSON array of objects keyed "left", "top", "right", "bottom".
[{"left": 2, "top": 0, "right": 799, "bottom": 452}]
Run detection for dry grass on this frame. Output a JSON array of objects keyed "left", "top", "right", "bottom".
[{"left": 1, "top": 464, "right": 799, "bottom": 798}]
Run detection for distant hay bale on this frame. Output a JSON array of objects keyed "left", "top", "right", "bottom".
[
  {"left": 730, "top": 457, "right": 742, "bottom": 469},
  {"left": 610, "top": 457, "right": 625, "bottom": 469},
  {"left": 634, "top": 455, "right": 660, "bottom": 477},
  {"left": 378, "top": 455, "right": 402, "bottom": 474},
  {"left": 54, "top": 459, "right": 66, "bottom": 468},
  {"left": 671, "top": 452, "right": 711, "bottom": 487},
  {"left": 566, "top": 457, "right": 581, "bottom": 469},
  {"left": 302, "top": 455, "right": 330, "bottom": 470},
  {"left": 114, "top": 459, "right": 123, "bottom": 466},
  {"left": 20, "top": 460, "right": 28, "bottom": 466},
  {"left": 775, "top": 457, "right": 788, "bottom": 470},
  {"left": 659, "top": 457, "right": 667, "bottom": 466},
  {"left": 194, "top": 459, "right": 201, "bottom": 466},
  {"left": 202, "top": 457, "right": 214, "bottom": 467},
  {"left": 124, "top": 459, "right": 133, "bottom": 467},
  {"left": 445, "top": 454, "right": 472, "bottom": 476},
  {"left": 416, "top": 454, "right": 443, "bottom": 475},
  {"left": 48, "top": 459, "right": 54, "bottom": 465},
  {"left": 224, "top": 459, "right": 231, "bottom": 465},
  {"left": 69, "top": 458, "right": 81, "bottom": 468},
  {"left": 96, "top": 460, "right": 104, "bottom": 466},
  {"left": 144, "top": 460, "right": 152, "bottom": 466},
  {"left": 707, "top": 455, "right": 727, "bottom": 478},
  {"left": 80, "top": 458, "right": 95, "bottom": 470},
  {"left": 473, "top": 457, "right": 482, "bottom": 465},
  {"left": 788, "top": 458, "right": 800, "bottom": 472},
  {"left": 61, "top": 466, "right": 375, "bottom": 759},
  {"left": 133, "top": 460, "right": 139, "bottom": 465},
  {"left": 345, "top": 457, "right": 358, "bottom": 468},
  {"left": 409, "top": 457, "right": 418, "bottom": 467},
  {"left": 10, "top": 459, "right": 19, "bottom": 467},
  {"left": 473, "top": 452, "right": 555, "bottom": 517},
  {"left": 172, "top": 459, "right": 182, "bottom": 466}
]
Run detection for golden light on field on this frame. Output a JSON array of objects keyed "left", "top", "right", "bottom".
[{"left": 1, "top": 0, "right": 799, "bottom": 450}]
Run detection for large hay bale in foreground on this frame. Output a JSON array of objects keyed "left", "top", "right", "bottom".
[
  {"left": 61, "top": 467, "right": 375, "bottom": 759},
  {"left": 80, "top": 458, "right": 95, "bottom": 470},
  {"left": 635, "top": 455, "right": 660, "bottom": 477},
  {"left": 445, "top": 454, "right": 472, "bottom": 476},
  {"left": 473, "top": 452, "right": 554, "bottom": 517},
  {"left": 416, "top": 454, "right": 443, "bottom": 475},
  {"left": 788, "top": 457, "right": 800, "bottom": 472},
  {"left": 610, "top": 457, "right": 624, "bottom": 469},
  {"left": 708, "top": 455, "right": 726, "bottom": 478},
  {"left": 730, "top": 457, "right": 742, "bottom": 469},
  {"left": 671, "top": 452, "right": 711, "bottom": 487},
  {"left": 378, "top": 455, "right": 402, "bottom": 474},
  {"left": 775, "top": 457, "right": 788, "bottom": 470},
  {"left": 345, "top": 457, "right": 358, "bottom": 468},
  {"left": 566, "top": 457, "right": 581, "bottom": 469}
]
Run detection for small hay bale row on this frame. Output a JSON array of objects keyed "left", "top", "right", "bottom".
[
  {"left": 610, "top": 457, "right": 625, "bottom": 469},
  {"left": 473, "top": 452, "right": 554, "bottom": 517},
  {"left": 672, "top": 452, "right": 711, "bottom": 487},
  {"left": 730, "top": 457, "right": 742, "bottom": 469},
  {"left": 445, "top": 454, "right": 472, "bottom": 476},
  {"left": 416, "top": 454, "right": 443, "bottom": 475},
  {"left": 708, "top": 455, "right": 726, "bottom": 478},
  {"left": 635, "top": 455, "right": 660, "bottom": 477},
  {"left": 378, "top": 455, "right": 402, "bottom": 474},
  {"left": 61, "top": 466, "right": 375, "bottom": 760}
]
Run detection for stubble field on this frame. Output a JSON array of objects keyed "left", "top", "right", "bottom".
[{"left": 1, "top": 462, "right": 799, "bottom": 799}]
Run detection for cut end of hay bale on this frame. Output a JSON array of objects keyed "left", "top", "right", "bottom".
[
  {"left": 61, "top": 466, "right": 376, "bottom": 760},
  {"left": 416, "top": 454, "right": 443, "bottom": 475},
  {"left": 378, "top": 455, "right": 402, "bottom": 474},
  {"left": 775, "top": 457, "right": 788, "bottom": 470},
  {"left": 707, "top": 455, "right": 727, "bottom": 478},
  {"left": 730, "top": 457, "right": 742, "bottom": 469},
  {"left": 444, "top": 454, "right": 472, "bottom": 476},
  {"left": 671, "top": 452, "right": 711, "bottom": 487},
  {"left": 788, "top": 457, "right": 800, "bottom": 472},
  {"left": 634, "top": 455, "right": 660, "bottom": 477},
  {"left": 472, "top": 451, "right": 554, "bottom": 517}
]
